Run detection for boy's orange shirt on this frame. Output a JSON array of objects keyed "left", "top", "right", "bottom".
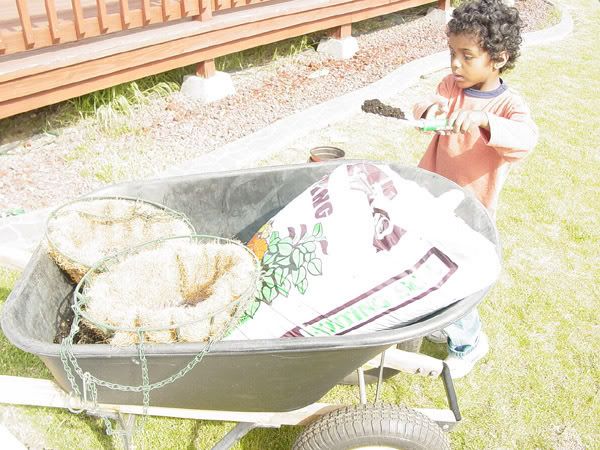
[{"left": 413, "top": 74, "right": 538, "bottom": 213}]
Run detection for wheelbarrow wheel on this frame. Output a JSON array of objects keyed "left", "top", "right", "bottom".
[{"left": 292, "top": 403, "right": 450, "bottom": 450}]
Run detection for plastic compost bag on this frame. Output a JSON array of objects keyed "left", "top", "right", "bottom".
[{"left": 226, "top": 162, "right": 500, "bottom": 340}]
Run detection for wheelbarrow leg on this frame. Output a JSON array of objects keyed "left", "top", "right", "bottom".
[
  {"left": 87, "top": 410, "right": 137, "bottom": 450},
  {"left": 115, "top": 412, "right": 136, "bottom": 450},
  {"left": 356, "top": 367, "right": 367, "bottom": 404},
  {"left": 374, "top": 350, "right": 386, "bottom": 403},
  {"left": 211, "top": 422, "right": 259, "bottom": 450},
  {"left": 357, "top": 350, "right": 386, "bottom": 405}
]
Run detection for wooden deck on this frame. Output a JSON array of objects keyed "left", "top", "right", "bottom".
[
  {"left": 0, "top": 0, "right": 275, "bottom": 55},
  {"left": 0, "top": 0, "right": 449, "bottom": 119}
]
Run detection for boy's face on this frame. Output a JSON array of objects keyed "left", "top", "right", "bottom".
[{"left": 448, "top": 33, "right": 502, "bottom": 91}]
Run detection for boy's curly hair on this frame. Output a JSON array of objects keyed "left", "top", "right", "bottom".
[{"left": 448, "top": 0, "right": 523, "bottom": 73}]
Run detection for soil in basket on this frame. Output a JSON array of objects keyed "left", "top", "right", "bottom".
[{"left": 55, "top": 312, "right": 109, "bottom": 344}]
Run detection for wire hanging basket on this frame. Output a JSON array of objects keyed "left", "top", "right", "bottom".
[
  {"left": 59, "top": 234, "right": 261, "bottom": 438},
  {"left": 45, "top": 196, "right": 196, "bottom": 283},
  {"left": 72, "top": 234, "right": 261, "bottom": 346}
]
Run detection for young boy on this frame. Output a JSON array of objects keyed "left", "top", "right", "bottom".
[{"left": 413, "top": 0, "right": 538, "bottom": 378}]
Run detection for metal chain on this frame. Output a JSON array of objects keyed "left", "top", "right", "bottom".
[
  {"left": 137, "top": 330, "right": 150, "bottom": 422},
  {"left": 58, "top": 297, "right": 245, "bottom": 440},
  {"left": 61, "top": 332, "right": 219, "bottom": 392},
  {"left": 57, "top": 235, "right": 261, "bottom": 444},
  {"left": 59, "top": 311, "right": 222, "bottom": 441}
]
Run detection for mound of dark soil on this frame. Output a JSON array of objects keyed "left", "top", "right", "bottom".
[{"left": 362, "top": 99, "right": 407, "bottom": 119}]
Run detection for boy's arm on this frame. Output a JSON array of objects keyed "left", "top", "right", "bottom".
[{"left": 484, "top": 98, "right": 539, "bottom": 161}]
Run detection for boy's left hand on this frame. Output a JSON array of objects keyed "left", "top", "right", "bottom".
[{"left": 446, "top": 110, "right": 489, "bottom": 134}]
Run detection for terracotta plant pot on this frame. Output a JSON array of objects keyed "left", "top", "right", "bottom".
[{"left": 308, "top": 146, "right": 345, "bottom": 162}]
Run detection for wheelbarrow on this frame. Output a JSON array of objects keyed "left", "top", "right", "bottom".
[{"left": 0, "top": 160, "right": 499, "bottom": 449}]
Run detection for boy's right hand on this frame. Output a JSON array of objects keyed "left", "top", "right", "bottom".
[
  {"left": 423, "top": 97, "right": 449, "bottom": 121},
  {"left": 420, "top": 97, "right": 450, "bottom": 134}
]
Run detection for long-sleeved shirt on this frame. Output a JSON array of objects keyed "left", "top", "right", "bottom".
[{"left": 413, "top": 74, "right": 538, "bottom": 213}]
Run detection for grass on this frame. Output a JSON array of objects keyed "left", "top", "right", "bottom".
[{"left": 1, "top": 0, "right": 599, "bottom": 448}]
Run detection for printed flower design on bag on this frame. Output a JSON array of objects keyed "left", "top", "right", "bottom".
[
  {"left": 246, "top": 222, "right": 272, "bottom": 261},
  {"left": 243, "top": 222, "right": 328, "bottom": 320}
]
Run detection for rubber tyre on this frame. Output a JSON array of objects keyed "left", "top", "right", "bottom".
[{"left": 292, "top": 403, "right": 450, "bottom": 450}]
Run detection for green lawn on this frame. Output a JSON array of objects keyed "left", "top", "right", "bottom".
[{"left": 1, "top": 0, "right": 599, "bottom": 448}]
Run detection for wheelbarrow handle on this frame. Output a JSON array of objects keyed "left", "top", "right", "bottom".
[{"left": 365, "top": 347, "right": 444, "bottom": 377}]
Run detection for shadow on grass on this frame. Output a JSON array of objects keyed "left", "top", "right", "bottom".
[
  {"left": 419, "top": 339, "right": 449, "bottom": 360},
  {"left": 28, "top": 406, "right": 116, "bottom": 449},
  {"left": 238, "top": 425, "right": 300, "bottom": 450}
]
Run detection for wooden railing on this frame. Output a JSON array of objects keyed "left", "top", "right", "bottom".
[
  {"left": 0, "top": 0, "right": 450, "bottom": 119},
  {"left": 0, "top": 0, "right": 272, "bottom": 55}
]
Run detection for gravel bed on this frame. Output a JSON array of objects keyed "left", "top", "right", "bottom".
[{"left": 0, "top": 0, "right": 556, "bottom": 213}]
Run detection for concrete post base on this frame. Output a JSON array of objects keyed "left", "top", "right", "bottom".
[
  {"left": 180, "top": 71, "right": 235, "bottom": 103},
  {"left": 317, "top": 36, "right": 359, "bottom": 60}
]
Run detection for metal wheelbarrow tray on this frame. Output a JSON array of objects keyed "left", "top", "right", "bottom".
[{"left": 1, "top": 161, "right": 499, "bottom": 415}]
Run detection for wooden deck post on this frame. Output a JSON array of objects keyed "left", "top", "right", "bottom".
[
  {"left": 333, "top": 23, "right": 352, "bottom": 39},
  {"left": 15, "top": 0, "right": 35, "bottom": 48},
  {"left": 437, "top": 0, "right": 450, "bottom": 10},
  {"left": 196, "top": 59, "right": 216, "bottom": 78},
  {"left": 181, "top": 0, "right": 191, "bottom": 17},
  {"left": 162, "top": 0, "right": 171, "bottom": 20},
  {"left": 44, "top": 0, "right": 61, "bottom": 42},
  {"left": 119, "top": 0, "right": 131, "bottom": 29},
  {"left": 71, "top": 0, "right": 86, "bottom": 39},
  {"left": 141, "top": 0, "right": 151, "bottom": 24},
  {"left": 96, "top": 0, "right": 109, "bottom": 33},
  {"left": 194, "top": 0, "right": 213, "bottom": 21}
]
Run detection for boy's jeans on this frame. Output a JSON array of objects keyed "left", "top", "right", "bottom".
[
  {"left": 444, "top": 308, "right": 482, "bottom": 356},
  {"left": 443, "top": 210, "right": 494, "bottom": 356}
]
